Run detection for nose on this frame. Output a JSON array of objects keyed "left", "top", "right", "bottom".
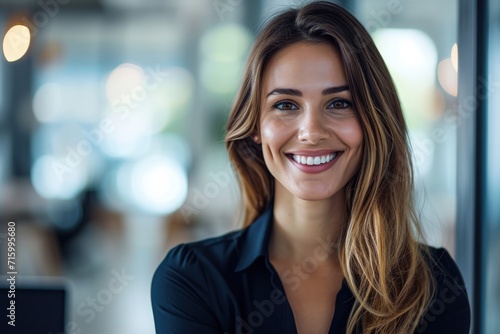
[{"left": 297, "top": 109, "right": 329, "bottom": 144}]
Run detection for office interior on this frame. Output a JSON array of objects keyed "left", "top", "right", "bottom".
[{"left": 0, "top": 0, "right": 498, "bottom": 333}]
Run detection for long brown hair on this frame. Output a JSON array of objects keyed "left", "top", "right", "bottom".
[{"left": 225, "top": 1, "right": 434, "bottom": 333}]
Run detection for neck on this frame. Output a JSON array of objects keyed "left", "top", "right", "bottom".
[{"left": 269, "top": 184, "right": 345, "bottom": 264}]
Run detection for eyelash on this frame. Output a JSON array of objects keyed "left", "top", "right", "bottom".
[
  {"left": 272, "top": 98, "right": 353, "bottom": 111},
  {"left": 327, "top": 98, "right": 353, "bottom": 110}
]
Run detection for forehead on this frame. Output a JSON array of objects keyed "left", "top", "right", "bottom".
[{"left": 261, "top": 42, "right": 348, "bottom": 93}]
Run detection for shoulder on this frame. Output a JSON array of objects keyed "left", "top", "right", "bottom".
[
  {"left": 151, "top": 229, "right": 245, "bottom": 315},
  {"left": 417, "top": 246, "right": 471, "bottom": 333},
  {"left": 152, "top": 228, "right": 245, "bottom": 286},
  {"left": 151, "top": 230, "right": 246, "bottom": 333},
  {"left": 424, "top": 246, "right": 466, "bottom": 281},
  {"left": 423, "top": 246, "right": 470, "bottom": 302}
]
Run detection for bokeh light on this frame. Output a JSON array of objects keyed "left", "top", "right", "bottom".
[
  {"left": 47, "top": 200, "right": 82, "bottom": 231},
  {"left": 200, "top": 24, "right": 251, "bottom": 95},
  {"left": 147, "top": 67, "right": 194, "bottom": 133},
  {"left": 438, "top": 58, "right": 458, "bottom": 96},
  {"left": 3, "top": 25, "right": 31, "bottom": 62},
  {"left": 373, "top": 29, "right": 438, "bottom": 128},
  {"left": 129, "top": 155, "right": 188, "bottom": 215},
  {"left": 100, "top": 110, "right": 152, "bottom": 159},
  {"left": 105, "top": 63, "right": 145, "bottom": 103},
  {"left": 33, "top": 83, "right": 63, "bottom": 123},
  {"left": 31, "top": 155, "right": 87, "bottom": 200},
  {"left": 451, "top": 43, "right": 458, "bottom": 72}
]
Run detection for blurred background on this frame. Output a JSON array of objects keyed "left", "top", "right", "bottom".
[{"left": 0, "top": 0, "right": 498, "bottom": 333}]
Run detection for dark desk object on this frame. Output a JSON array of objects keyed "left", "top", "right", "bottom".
[{"left": 0, "top": 277, "right": 66, "bottom": 334}]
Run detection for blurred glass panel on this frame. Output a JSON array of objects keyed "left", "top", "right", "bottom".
[
  {"left": 372, "top": 29, "right": 438, "bottom": 129},
  {"left": 484, "top": 0, "right": 500, "bottom": 332},
  {"left": 0, "top": 17, "right": 6, "bottom": 186},
  {"left": 0, "top": 18, "right": 3, "bottom": 113},
  {"left": 357, "top": 0, "right": 459, "bottom": 252},
  {"left": 14, "top": 2, "right": 248, "bottom": 333},
  {"left": 30, "top": 10, "right": 194, "bottom": 200}
]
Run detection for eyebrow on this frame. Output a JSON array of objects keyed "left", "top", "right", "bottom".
[{"left": 265, "top": 85, "right": 349, "bottom": 98}]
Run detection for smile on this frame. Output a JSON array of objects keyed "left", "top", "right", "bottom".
[{"left": 291, "top": 153, "right": 337, "bottom": 166}]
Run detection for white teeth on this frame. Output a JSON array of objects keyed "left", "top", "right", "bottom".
[{"left": 292, "top": 153, "right": 337, "bottom": 166}]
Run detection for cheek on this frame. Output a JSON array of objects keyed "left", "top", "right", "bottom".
[
  {"left": 336, "top": 118, "right": 363, "bottom": 148},
  {"left": 260, "top": 117, "right": 291, "bottom": 147}
]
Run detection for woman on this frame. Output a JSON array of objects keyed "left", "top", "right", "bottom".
[{"left": 152, "top": 1, "right": 471, "bottom": 333}]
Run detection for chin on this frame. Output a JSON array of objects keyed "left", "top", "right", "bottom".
[{"left": 292, "top": 188, "right": 338, "bottom": 202}]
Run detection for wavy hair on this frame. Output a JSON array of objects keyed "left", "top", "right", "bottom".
[{"left": 225, "top": 1, "right": 434, "bottom": 333}]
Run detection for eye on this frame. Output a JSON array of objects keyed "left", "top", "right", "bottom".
[
  {"left": 328, "top": 98, "right": 352, "bottom": 110},
  {"left": 273, "top": 101, "right": 298, "bottom": 111}
]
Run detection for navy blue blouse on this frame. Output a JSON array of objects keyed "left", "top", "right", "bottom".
[{"left": 151, "top": 206, "right": 471, "bottom": 333}]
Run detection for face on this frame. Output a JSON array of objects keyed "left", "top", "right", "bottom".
[{"left": 256, "top": 41, "right": 363, "bottom": 202}]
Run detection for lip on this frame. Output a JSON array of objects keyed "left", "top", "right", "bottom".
[
  {"left": 285, "top": 149, "right": 337, "bottom": 157},
  {"left": 286, "top": 151, "right": 343, "bottom": 174}
]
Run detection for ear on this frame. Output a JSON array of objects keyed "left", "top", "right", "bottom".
[{"left": 251, "top": 132, "right": 261, "bottom": 144}]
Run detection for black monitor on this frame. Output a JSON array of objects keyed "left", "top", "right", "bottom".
[{"left": 0, "top": 277, "right": 66, "bottom": 334}]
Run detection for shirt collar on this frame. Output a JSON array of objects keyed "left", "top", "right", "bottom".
[{"left": 234, "top": 204, "right": 274, "bottom": 272}]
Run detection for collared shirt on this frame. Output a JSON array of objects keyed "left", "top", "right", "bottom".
[{"left": 151, "top": 205, "right": 471, "bottom": 333}]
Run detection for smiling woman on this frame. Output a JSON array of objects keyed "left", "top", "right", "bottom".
[
  {"left": 256, "top": 42, "right": 363, "bottom": 205},
  {"left": 151, "top": 1, "right": 471, "bottom": 333}
]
